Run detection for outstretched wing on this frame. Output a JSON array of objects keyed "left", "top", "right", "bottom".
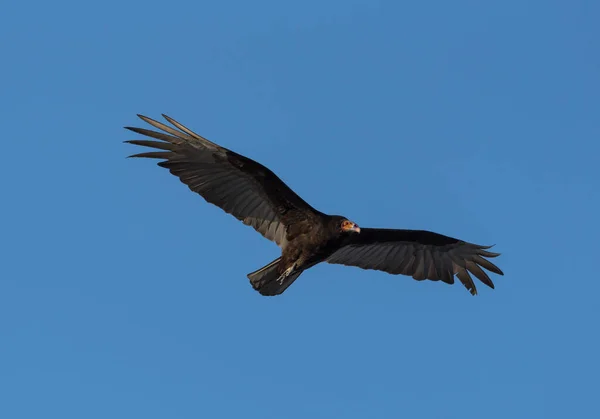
[
  {"left": 327, "top": 228, "right": 503, "bottom": 295},
  {"left": 125, "top": 114, "right": 318, "bottom": 247}
]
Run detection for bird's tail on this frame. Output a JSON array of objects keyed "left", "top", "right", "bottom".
[{"left": 247, "top": 257, "right": 302, "bottom": 296}]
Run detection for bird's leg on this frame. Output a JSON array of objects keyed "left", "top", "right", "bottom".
[{"left": 279, "top": 263, "right": 297, "bottom": 284}]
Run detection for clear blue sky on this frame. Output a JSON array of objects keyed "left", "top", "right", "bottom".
[{"left": 1, "top": 1, "right": 599, "bottom": 418}]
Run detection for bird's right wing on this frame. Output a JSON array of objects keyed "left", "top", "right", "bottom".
[
  {"left": 125, "top": 114, "right": 318, "bottom": 247},
  {"left": 327, "top": 228, "right": 503, "bottom": 295}
]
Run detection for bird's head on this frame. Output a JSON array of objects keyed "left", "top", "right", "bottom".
[{"left": 340, "top": 219, "right": 361, "bottom": 234}]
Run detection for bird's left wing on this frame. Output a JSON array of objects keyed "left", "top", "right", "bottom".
[
  {"left": 327, "top": 228, "right": 503, "bottom": 295},
  {"left": 125, "top": 114, "right": 318, "bottom": 247}
]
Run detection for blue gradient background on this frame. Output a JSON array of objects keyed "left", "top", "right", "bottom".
[{"left": 2, "top": 1, "right": 599, "bottom": 418}]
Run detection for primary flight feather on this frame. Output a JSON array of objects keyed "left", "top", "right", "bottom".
[{"left": 126, "top": 114, "right": 504, "bottom": 296}]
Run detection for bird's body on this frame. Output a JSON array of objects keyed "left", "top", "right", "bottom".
[
  {"left": 247, "top": 214, "right": 354, "bottom": 295},
  {"left": 281, "top": 215, "right": 343, "bottom": 270},
  {"left": 126, "top": 114, "right": 504, "bottom": 296}
]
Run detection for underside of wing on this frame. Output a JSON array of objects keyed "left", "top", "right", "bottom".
[
  {"left": 125, "top": 114, "right": 317, "bottom": 246},
  {"left": 327, "top": 228, "right": 503, "bottom": 295}
]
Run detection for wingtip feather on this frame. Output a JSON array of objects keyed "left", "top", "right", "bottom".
[{"left": 128, "top": 151, "right": 172, "bottom": 159}]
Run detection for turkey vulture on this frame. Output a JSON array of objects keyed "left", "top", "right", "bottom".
[{"left": 126, "top": 114, "right": 503, "bottom": 296}]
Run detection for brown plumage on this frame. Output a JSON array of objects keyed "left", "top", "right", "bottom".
[{"left": 126, "top": 114, "right": 504, "bottom": 296}]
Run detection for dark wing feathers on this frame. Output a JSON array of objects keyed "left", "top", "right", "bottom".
[
  {"left": 125, "top": 114, "right": 316, "bottom": 246},
  {"left": 327, "top": 228, "right": 503, "bottom": 295}
]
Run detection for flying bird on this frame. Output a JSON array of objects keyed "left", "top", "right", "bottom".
[{"left": 126, "top": 114, "right": 503, "bottom": 296}]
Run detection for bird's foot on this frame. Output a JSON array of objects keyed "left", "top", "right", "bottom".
[{"left": 278, "top": 264, "right": 296, "bottom": 284}]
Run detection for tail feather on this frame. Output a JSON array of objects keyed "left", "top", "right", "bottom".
[{"left": 247, "top": 257, "right": 302, "bottom": 296}]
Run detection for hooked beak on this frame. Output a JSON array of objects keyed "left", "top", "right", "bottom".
[{"left": 349, "top": 223, "right": 361, "bottom": 233}]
